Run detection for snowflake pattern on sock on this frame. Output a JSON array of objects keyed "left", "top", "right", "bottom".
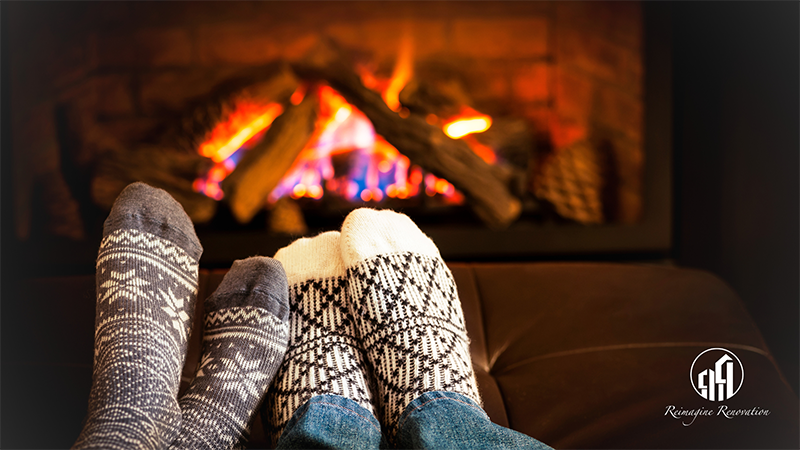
[
  {"left": 346, "top": 251, "right": 481, "bottom": 438},
  {"left": 171, "top": 306, "right": 288, "bottom": 450},
  {"left": 74, "top": 228, "right": 199, "bottom": 450},
  {"left": 265, "top": 276, "right": 374, "bottom": 441}
]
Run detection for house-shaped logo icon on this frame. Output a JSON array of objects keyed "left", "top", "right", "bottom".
[{"left": 690, "top": 348, "right": 744, "bottom": 401}]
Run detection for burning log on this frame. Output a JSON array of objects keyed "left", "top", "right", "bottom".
[
  {"left": 163, "top": 64, "right": 300, "bottom": 155},
  {"left": 91, "top": 146, "right": 217, "bottom": 223},
  {"left": 86, "top": 65, "right": 303, "bottom": 225},
  {"left": 401, "top": 79, "right": 532, "bottom": 199},
  {"left": 293, "top": 41, "right": 521, "bottom": 228},
  {"left": 399, "top": 77, "right": 474, "bottom": 119},
  {"left": 221, "top": 94, "right": 318, "bottom": 224}
]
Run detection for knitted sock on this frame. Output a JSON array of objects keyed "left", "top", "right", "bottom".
[
  {"left": 73, "top": 182, "right": 202, "bottom": 450},
  {"left": 170, "top": 257, "right": 290, "bottom": 450},
  {"left": 264, "top": 231, "right": 375, "bottom": 442},
  {"left": 340, "top": 208, "right": 482, "bottom": 439}
]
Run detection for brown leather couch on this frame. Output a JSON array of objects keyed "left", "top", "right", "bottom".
[{"left": 3, "top": 262, "right": 798, "bottom": 448}]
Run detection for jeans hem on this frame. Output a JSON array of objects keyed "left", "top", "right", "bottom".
[{"left": 396, "top": 391, "right": 490, "bottom": 433}]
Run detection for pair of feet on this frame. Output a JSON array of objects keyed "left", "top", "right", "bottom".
[
  {"left": 74, "top": 183, "right": 289, "bottom": 450},
  {"left": 266, "top": 210, "right": 481, "bottom": 442},
  {"left": 74, "top": 182, "right": 480, "bottom": 449}
]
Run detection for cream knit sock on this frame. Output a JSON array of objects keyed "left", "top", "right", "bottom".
[
  {"left": 340, "top": 208, "right": 481, "bottom": 439},
  {"left": 264, "top": 231, "right": 375, "bottom": 442}
]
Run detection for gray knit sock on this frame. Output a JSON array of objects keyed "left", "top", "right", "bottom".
[
  {"left": 170, "top": 257, "right": 290, "bottom": 450},
  {"left": 264, "top": 231, "right": 376, "bottom": 443},
  {"left": 340, "top": 208, "right": 482, "bottom": 440},
  {"left": 74, "top": 182, "right": 203, "bottom": 450}
]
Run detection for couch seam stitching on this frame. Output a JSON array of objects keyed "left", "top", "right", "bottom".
[{"left": 492, "top": 341, "right": 771, "bottom": 376}]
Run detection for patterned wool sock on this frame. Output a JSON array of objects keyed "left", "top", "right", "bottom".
[
  {"left": 340, "top": 208, "right": 482, "bottom": 439},
  {"left": 264, "top": 231, "right": 375, "bottom": 442},
  {"left": 170, "top": 257, "right": 290, "bottom": 450},
  {"left": 73, "top": 182, "right": 203, "bottom": 450}
]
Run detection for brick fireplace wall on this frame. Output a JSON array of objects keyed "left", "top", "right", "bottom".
[{"left": 7, "top": 1, "right": 642, "bottom": 241}]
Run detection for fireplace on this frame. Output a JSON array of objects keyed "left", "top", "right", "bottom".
[{"left": 6, "top": 1, "right": 671, "bottom": 267}]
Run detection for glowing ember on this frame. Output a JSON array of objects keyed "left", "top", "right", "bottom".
[
  {"left": 443, "top": 107, "right": 492, "bottom": 139},
  {"left": 290, "top": 84, "right": 308, "bottom": 106}
]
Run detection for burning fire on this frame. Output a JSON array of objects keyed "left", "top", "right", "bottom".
[
  {"left": 194, "top": 102, "right": 284, "bottom": 199},
  {"left": 383, "top": 33, "right": 413, "bottom": 112},
  {"left": 199, "top": 103, "right": 284, "bottom": 162},
  {"left": 357, "top": 31, "right": 413, "bottom": 114},
  {"left": 193, "top": 38, "right": 495, "bottom": 209},
  {"left": 267, "top": 85, "right": 461, "bottom": 204}
]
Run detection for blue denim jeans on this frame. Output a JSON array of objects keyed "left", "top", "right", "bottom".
[{"left": 276, "top": 392, "right": 552, "bottom": 449}]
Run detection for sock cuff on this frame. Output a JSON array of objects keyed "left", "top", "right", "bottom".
[
  {"left": 340, "top": 208, "right": 440, "bottom": 268},
  {"left": 274, "top": 231, "right": 346, "bottom": 285}
]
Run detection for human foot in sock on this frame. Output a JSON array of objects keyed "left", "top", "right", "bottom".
[
  {"left": 73, "top": 182, "right": 202, "bottom": 450},
  {"left": 340, "top": 208, "right": 481, "bottom": 439},
  {"left": 170, "top": 257, "right": 289, "bottom": 450},
  {"left": 264, "top": 231, "right": 375, "bottom": 442}
]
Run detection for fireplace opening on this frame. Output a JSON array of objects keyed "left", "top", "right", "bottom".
[
  {"left": 185, "top": 45, "right": 517, "bottom": 237},
  {"left": 9, "top": 1, "right": 670, "bottom": 267}
]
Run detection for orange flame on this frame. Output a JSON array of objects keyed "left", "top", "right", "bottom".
[
  {"left": 192, "top": 157, "right": 237, "bottom": 201},
  {"left": 199, "top": 102, "right": 284, "bottom": 162},
  {"left": 383, "top": 32, "right": 414, "bottom": 112},
  {"left": 193, "top": 102, "right": 283, "bottom": 199},
  {"left": 356, "top": 27, "right": 414, "bottom": 113}
]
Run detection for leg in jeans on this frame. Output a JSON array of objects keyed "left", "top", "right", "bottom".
[
  {"left": 396, "top": 392, "right": 552, "bottom": 450},
  {"left": 340, "top": 208, "right": 483, "bottom": 443},
  {"left": 276, "top": 395, "right": 387, "bottom": 450},
  {"left": 275, "top": 392, "right": 549, "bottom": 450},
  {"left": 265, "top": 232, "right": 377, "bottom": 446},
  {"left": 341, "top": 208, "right": 553, "bottom": 449},
  {"left": 274, "top": 209, "right": 552, "bottom": 449}
]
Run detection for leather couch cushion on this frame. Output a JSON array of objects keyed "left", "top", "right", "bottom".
[
  {"left": 3, "top": 262, "right": 796, "bottom": 448},
  {"left": 449, "top": 262, "right": 798, "bottom": 449}
]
